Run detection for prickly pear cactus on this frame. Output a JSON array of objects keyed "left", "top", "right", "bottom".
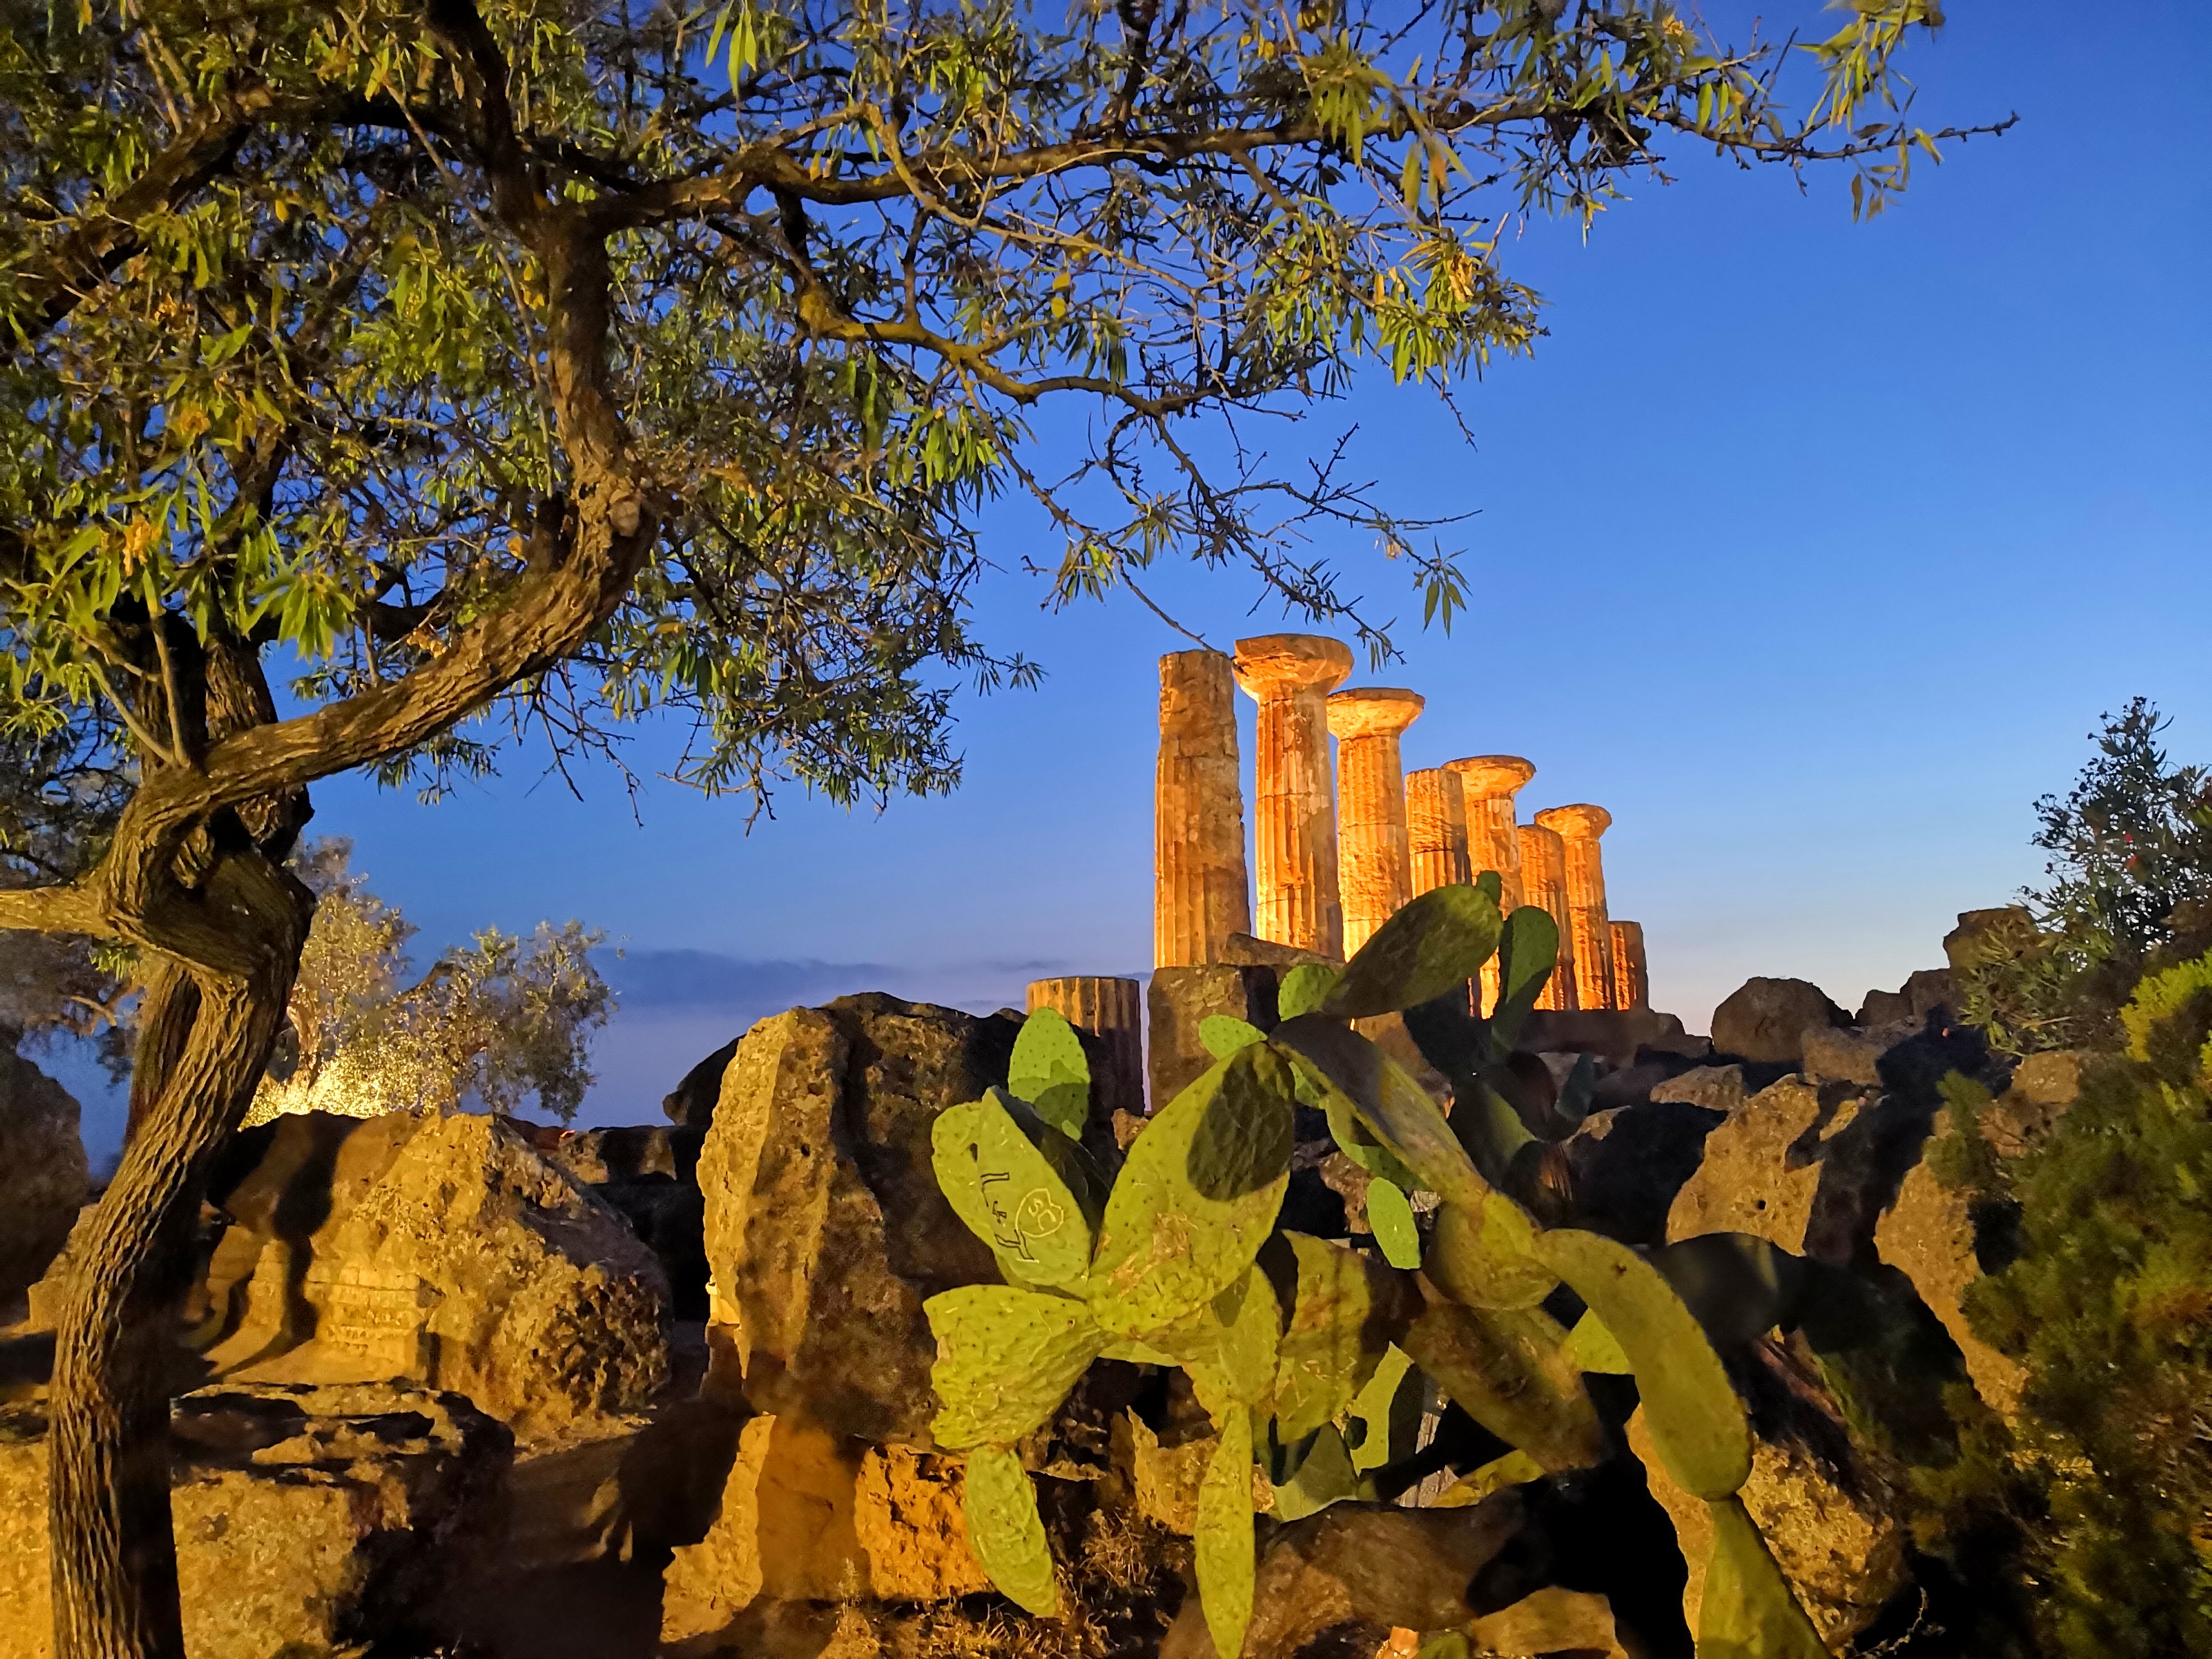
[{"left": 924, "top": 913, "right": 1834, "bottom": 1655}]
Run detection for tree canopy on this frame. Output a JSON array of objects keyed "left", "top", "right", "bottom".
[{"left": 0, "top": 0, "right": 2005, "bottom": 830}]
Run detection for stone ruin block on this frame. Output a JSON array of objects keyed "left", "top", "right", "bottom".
[{"left": 0, "top": 1381, "right": 510, "bottom": 1659}]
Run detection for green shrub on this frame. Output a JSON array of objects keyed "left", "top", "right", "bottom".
[{"left": 1928, "top": 959, "right": 2212, "bottom": 1656}]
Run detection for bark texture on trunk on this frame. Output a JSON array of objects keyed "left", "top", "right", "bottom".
[{"left": 48, "top": 851, "right": 310, "bottom": 1659}]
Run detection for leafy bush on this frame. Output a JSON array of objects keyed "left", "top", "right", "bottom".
[{"left": 1923, "top": 956, "right": 2212, "bottom": 1657}]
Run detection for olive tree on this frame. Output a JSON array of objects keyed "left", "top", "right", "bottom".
[{"left": 0, "top": 1, "right": 2001, "bottom": 1652}]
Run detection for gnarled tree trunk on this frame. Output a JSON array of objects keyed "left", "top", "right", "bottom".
[{"left": 47, "top": 848, "right": 312, "bottom": 1659}]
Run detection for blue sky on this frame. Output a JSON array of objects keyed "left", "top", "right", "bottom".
[{"left": 50, "top": 2, "right": 2210, "bottom": 1150}]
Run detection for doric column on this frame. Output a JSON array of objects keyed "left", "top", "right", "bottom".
[
  {"left": 1444, "top": 757, "right": 1535, "bottom": 911},
  {"left": 1327, "top": 688, "right": 1425, "bottom": 957},
  {"left": 1445, "top": 756, "right": 1533, "bottom": 1015},
  {"left": 1027, "top": 976, "right": 1144, "bottom": 1136},
  {"left": 1234, "top": 634, "right": 1354, "bottom": 958},
  {"left": 1535, "top": 804, "right": 1617, "bottom": 1011},
  {"left": 1406, "top": 769, "right": 1471, "bottom": 896},
  {"left": 1609, "top": 921, "right": 1650, "bottom": 1010},
  {"left": 1517, "top": 823, "right": 1578, "bottom": 1011},
  {"left": 1154, "top": 649, "right": 1252, "bottom": 968}
]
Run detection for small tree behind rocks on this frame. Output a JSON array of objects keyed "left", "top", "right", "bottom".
[{"left": 246, "top": 838, "right": 612, "bottom": 1126}]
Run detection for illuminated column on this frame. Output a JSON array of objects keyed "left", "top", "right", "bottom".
[
  {"left": 1326, "top": 688, "right": 1425, "bottom": 956},
  {"left": 1234, "top": 634, "right": 1354, "bottom": 957},
  {"left": 1027, "top": 976, "right": 1145, "bottom": 1127},
  {"left": 1610, "top": 921, "right": 1650, "bottom": 1011},
  {"left": 1444, "top": 757, "right": 1535, "bottom": 911},
  {"left": 1406, "top": 769, "right": 1471, "bottom": 896},
  {"left": 1518, "top": 823, "right": 1579, "bottom": 1011},
  {"left": 1154, "top": 649, "right": 1252, "bottom": 968},
  {"left": 1535, "top": 804, "right": 1617, "bottom": 1011},
  {"left": 1445, "top": 756, "right": 1534, "bottom": 1015}
]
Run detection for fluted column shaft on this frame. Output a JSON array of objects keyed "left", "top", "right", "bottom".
[
  {"left": 1610, "top": 921, "right": 1649, "bottom": 1011},
  {"left": 1027, "top": 976, "right": 1145, "bottom": 1135},
  {"left": 1447, "top": 757, "right": 1535, "bottom": 1014},
  {"left": 1154, "top": 650, "right": 1253, "bottom": 967},
  {"left": 1328, "top": 689, "right": 1425, "bottom": 957},
  {"left": 1235, "top": 635, "right": 1353, "bottom": 958},
  {"left": 1536, "top": 804, "right": 1616, "bottom": 1011},
  {"left": 1518, "top": 823, "right": 1578, "bottom": 1011},
  {"left": 1447, "top": 758, "right": 1534, "bottom": 911},
  {"left": 1406, "top": 769, "right": 1471, "bottom": 896}
]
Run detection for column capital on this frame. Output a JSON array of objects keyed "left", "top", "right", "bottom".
[
  {"left": 1444, "top": 755, "right": 1535, "bottom": 801},
  {"left": 1534, "top": 803, "right": 1612, "bottom": 841},
  {"left": 1233, "top": 633, "right": 1354, "bottom": 696},
  {"left": 1326, "top": 686, "right": 1425, "bottom": 741}
]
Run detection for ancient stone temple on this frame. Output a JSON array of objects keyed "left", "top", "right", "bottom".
[
  {"left": 1405, "top": 767, "right": 1472, "bottom": 896},
  {"left": 1535, "top": 804, "right": 1617, "bottom": 1011},
  {"left": 1234, "top": 634, "right": 1354, "bottom": 957},
  {"left": 1144, "top": 633, "right": 1650, "bottom": 1021},
  {"left": 1327, "top": 688, "right": 1425, "bottom": 955},
  {"left": 1517, "top": 822, "right": 1579, "bottom": 1010},
  {"left": 1154, "top": 648, "right": 1253, "bottom": 967}
]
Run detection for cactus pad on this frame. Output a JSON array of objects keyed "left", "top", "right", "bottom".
[
  {"left": 1532, "top": 1229, "right": 1752, "bottom": 1498},
  {"left": 1322, "top": 882, "right": 1502, "bottom": 1018},
  {"left": 1088, "top": 1045, "right": 1294, "bottom": 1337},
  {"left": 963, "top": 1444, "right": 1060, "bottom": 1617},
  {"left": 1010, "top": 1006, "right": 1091, "bottom": 1141},
  {"left": 925, "top": 1284, "right": 1107, "bottom": 1449},
  {"left": 1196, "top": 1408, "right": 1259, "bottom": 1659}
]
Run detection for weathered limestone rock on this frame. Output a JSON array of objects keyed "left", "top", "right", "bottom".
[
  {"left": 549, "top": 1124, "right": 710, "bottom": 1320},
  {"left": 1516, "top": 1007, "right": 1707, "bottom": 1070},
  {"left": 1328, "top": 688, "right": 1425, "bottom": 956},
  {"left": 1405, "top": 767, "right": 1472, "bottom": 896},
  {"left": 1651, "top": 1064, "right": 1748, "bottom": 1114},
  {"left": 1129, "top": 1411, "right": 1215, "bottom": 1535},
  {"left": 1448, "top": 756, "right": 1534, "bottom": 1014},
  {"left": 1557, "top": 1100, "right": 1726, "bottom": 1247},
  {"left": 666, "top": 1037, "right": 741, "bottom": 1128},
  {"left": 0, "top": 1381, "right": 511, "bottom": 1659},
  {"left": 1165, "top": 1497, "right": 1525, "bottom": 1659},
  {"left": 1709, "top": 977, "right": 1849, "bottom": 1065},
  {"left": 1156, "top": 648, "right": 1254, "bottom": 968},
  {"left": 1028, "top": 974, "right": 1145, "bottom": 1132},
  {"left": 1630, "top": 1343, "right": 1910, "bottom": 1650},
  {"left": 1469, "top": 1588, "right": 1628, "bottom": 1659},
  {"left": 1666, "top": 1078, "right": 1847, "bottom": 1251},
  {"left": 1985, "top": 1048, "right": 2084, "bottom": 1158},
  {"left": 0, "top": 1050, "right": 87, "bottom": 1308},
  {"left": 1533, "top": 804, "right": 1616, "bottom": 1011},
  {"left": 1801, "top": 1023, "right": 1887, "bottom": 1088},
  {"left": 699, "top": 993, "right": 1015, "bottom": 1442},
  {"left": 1517, "top": 822, "right": 1578, "bottom": 1011},
  {"left": 108, "top": 1109, "right": 675, "bottom": 1439},
  {"left": 659, "top": 1413, "right": 991, "bottom": 1642},
  {"left": 1235, "top": 634, "right": 1354, "bottom": 957},
  {"left": 1147, "top": 964, "right": 1278, "bottom": 1109},
  {"left": 1609, "top": 920, "right": 1649, "bottom": 1011},
  {"left": 1875, "top": 1114, "right": 2030, "bottom": 1419}
]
